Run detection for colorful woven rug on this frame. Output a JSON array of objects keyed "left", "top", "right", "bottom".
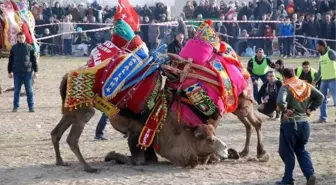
[{"left": 64, "top": 69, "right": 96, "bottom": 111}]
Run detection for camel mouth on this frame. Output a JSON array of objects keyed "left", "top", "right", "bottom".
[{"left": 214, "top": 137, "right": 228, "bottom": 159}]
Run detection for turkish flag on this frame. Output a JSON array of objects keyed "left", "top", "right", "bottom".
[{"left": 114, "top": 0, "right": 140, "bottom": 32}]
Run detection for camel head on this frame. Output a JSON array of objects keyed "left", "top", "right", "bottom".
[{"left": 191, "top": 124, "right": 228, "bottom": 160}]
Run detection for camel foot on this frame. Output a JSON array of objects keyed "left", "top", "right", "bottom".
[
  {"left": 228, "top": 148, "right": 240, "bottom": 160},
  {"left": 239, "top": 149, "right": 249, "bottom": 158},
  {"left": 56, "top": 160, "right": 70, "bottom": 166},
  {"left": 104, "top": 151, "right": 133, "bottom": 165},
  {"left": 84, "top": 166, "right": 99, "bottom": 173},
  {"left": 256, "top": 153, "right": 269, "bottom": 162}
]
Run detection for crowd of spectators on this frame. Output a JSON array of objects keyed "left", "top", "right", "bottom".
[{"left": 30, "top": 0, "right": 336, "bottom": 57}]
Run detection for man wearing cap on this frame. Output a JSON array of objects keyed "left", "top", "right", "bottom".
[
  {"left": 247, "top": 48, "right": 275, "bottom": 101},
  {"left": 313, "top": 40, "right": 336, "bottom": 123}
]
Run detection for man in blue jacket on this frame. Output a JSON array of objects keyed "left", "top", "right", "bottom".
[{"left": 280, "top": 17, "right": 294, "bottom": 58}]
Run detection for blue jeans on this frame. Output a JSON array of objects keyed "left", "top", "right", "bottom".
[
  {"left": 307, "top": 39, "right": 316, "bottom": 54},
  {"left": 13, "top": 72, "right": 34, "bottom": 109},
  {"left": 95, "top": 113, "right": 108, "bottom": 138},
  {"left": 279, "top": 121, "right": 314, "bottom": 184},
  {"left": 63, "top": 39, "right": 72, "bottom": 55},
  {"left": 319, "top": 79, "right": 336, "bottom": 120},
  {"left": 252, "top": 74, "right": 267, "bottom": 101}
]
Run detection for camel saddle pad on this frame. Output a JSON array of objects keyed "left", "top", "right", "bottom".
[
  {"left": 64, "top": 69, "right": 96, "bottom": 111},
  {"left": 109, "top": 70, "right": 162, "bottom": 114}
]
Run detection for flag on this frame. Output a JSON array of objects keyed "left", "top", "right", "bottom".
[{"left": 114, "top": 0, "right": 140, "bottom": 32}]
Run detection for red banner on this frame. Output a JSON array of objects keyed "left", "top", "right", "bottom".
[{"left": 88, "top": 40, "right": 121, "bottom": 68}]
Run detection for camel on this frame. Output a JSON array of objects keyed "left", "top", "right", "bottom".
[
  {"left": 51, "top": 68, "right": 266, "bottom": 173},
  {"left": 50, "top": 19, "right": 267, "bottom": 173},
  {"left": 51, "top": 74, "right": 236, "bottom": 173}
]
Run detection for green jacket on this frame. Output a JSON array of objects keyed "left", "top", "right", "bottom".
[{"left": 276, "top": 84, "right": 324, "bottom": 123}]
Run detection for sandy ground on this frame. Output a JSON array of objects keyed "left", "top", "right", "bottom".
[{"left": 0, "top": 57, "right": 335, "bottom": 185}]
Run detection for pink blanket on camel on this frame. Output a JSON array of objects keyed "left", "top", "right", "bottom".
[{"left": 172, "top": 37, "right": 248, "bottom": 127}]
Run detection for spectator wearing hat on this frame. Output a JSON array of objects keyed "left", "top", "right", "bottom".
[
  {"left": 276, "top": 4, "right": 288, "bottom": 19},
  {"left": 74, "top": 27, "right": 90, "bottom": 56},
  {"left": 40, "top": 28, "right": 54, "bottom": 56}
]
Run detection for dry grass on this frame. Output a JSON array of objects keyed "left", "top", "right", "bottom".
[{"left": 0, "top": 56, "right": 335, "bottom": 185}]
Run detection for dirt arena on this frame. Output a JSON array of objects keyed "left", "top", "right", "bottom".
[{"left": 0, "top": 57, "right": 335, "bottom": 185}]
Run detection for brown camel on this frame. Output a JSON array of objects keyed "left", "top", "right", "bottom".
[
  {"left": 51, "top": 69, "right": 267, "bottom": 172},
  {"left": 51, "top": 74, "right": 232, "bottom": 173}
]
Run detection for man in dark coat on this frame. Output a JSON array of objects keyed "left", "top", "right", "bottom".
[
  {"left": 167, "top": 33, "right": 184, "bottom": 54},
  {"left": 8, "top": 32, "right": 38, "bottom": 112}
]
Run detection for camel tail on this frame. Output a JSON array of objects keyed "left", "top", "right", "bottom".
[{"left": 60, "top": 73, "right": 68, "bottom": 114}]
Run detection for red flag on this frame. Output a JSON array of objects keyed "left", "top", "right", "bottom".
[{"left": 114, "top": 0, "right": 140, "bottom": 32}]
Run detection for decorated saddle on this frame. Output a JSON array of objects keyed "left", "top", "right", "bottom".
[
  {"left": 0, "top": 0, "right": 39, "bottom": 55},
  {"left": 63, "top": 19, "right": 168, "bottom": 150},
  {"left": 165, "top": 20, "right": 251, "bottom": 127}
]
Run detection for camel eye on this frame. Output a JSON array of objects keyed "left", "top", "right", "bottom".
[{"left": 207, "top": 137, "right": 215, "bottom": 143}]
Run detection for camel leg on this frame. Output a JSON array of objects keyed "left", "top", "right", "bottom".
[
  {"left": 145, "top": 145, "right": 158, "bottom": 164},
  {"left": 128, "top": 130, "right": 146, "bottom": 165},
  {"left": 51, "top": 114, "right": 74, "bottom": 166},
  {"left": 104, "top": 151, "right": 133, "bottom": 165},
  {"left": 236, "top": 115, "right": 252, "bottom": 157},
  {"left": 247, "top": 112, "right": 267, "bottom": 159},
  {"left": 66, "top": 107, "right": 96, "bottom": 172}
]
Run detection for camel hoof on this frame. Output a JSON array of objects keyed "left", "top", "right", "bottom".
[
  {"left": 257, "top": 153, "right": 269, "bottom": 162},
  {"left": 56, "top": 161, "right": 70, "bottom": 166},
  {"left": 84, "top": 167, "right": 99, "bottom": 173},
  {"left": 239, "top": 150, "right": 249, "bottom": 158},
  {"left": 104, "top": 151, "right": 118, "bottom": 162}
]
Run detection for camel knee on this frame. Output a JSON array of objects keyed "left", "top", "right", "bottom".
[
  {"left": 51, "top": 130, "right": 61, "bottom": 143},
  {"left": 77, "top": 108, "right": 95, "bottom": 122},
  {"left": 66, "top": 136, "right": 78, "bottom": 148}
]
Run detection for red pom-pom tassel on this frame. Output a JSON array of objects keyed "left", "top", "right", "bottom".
[
  {"left": 220, "top": 42, "right": 226, "bottom": 53},
  {"left": 204, "top": 19, "right": 213, "bottom": 27}
]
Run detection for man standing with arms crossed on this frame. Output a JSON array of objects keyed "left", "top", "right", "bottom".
[
  {"left": 8, "top": 32, "right": 38, "bottom": 112},
  {"left": 313, "top": 40, "right": 336, "bottom": 123},
  {"left": 276, "top": 68, "right": 323, "bottom": 185}
]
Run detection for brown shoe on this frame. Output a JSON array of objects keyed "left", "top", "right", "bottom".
[{"left": 306, "top": 175, "right": 316, "bottom": 185}]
